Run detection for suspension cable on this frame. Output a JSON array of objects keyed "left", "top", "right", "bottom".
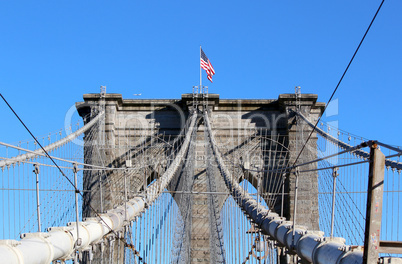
[{"left": 290, "top": 0, "right": 385, "bottom": 169}]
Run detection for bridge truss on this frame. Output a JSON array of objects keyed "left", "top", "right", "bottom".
[{"left": 0, "top": 96, "right": 401, "bottom": 264}]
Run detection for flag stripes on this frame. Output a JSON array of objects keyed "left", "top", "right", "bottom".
[{"left": 200, "top": 48, "right": 215, "bottom": 82}]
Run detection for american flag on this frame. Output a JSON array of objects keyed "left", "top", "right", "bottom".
[{"left": 200, "top": 49, "right": 215, "bottom": 82}]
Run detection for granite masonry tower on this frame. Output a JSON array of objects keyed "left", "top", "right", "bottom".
[{"left": 77, "top": 92, "right": 324, "bottom": 263}]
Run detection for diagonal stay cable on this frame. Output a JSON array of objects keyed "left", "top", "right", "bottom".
[
  {"left": 0, "top": 93, "right": 119, "bottom": 237},
  {"left": 290, "top": 0, "right": 385, "bottom": 169}
]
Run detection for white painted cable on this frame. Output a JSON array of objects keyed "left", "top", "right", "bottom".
[{"left": 0, "top": 112, "right": 104, "bottom": 169}]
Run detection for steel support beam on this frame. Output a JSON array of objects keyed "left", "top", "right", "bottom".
[{"left": 363, "top": 144, "right": 385, "bottom": 263}]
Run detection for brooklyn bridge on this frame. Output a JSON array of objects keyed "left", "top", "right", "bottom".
[{"left": 0, "top": 89, "right": 401, "bottom": 264}]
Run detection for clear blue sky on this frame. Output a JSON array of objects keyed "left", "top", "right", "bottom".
[{"left": 0, "top": 0, "right": 401, "bottom": 146}]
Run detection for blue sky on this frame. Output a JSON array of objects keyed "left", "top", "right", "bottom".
[{"left": 0, "top": 0, "right": 401, "bottom": 146}]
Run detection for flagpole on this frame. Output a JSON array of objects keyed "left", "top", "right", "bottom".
[{"left": 199, "top": 46, "right": 202, "bottom": 93}]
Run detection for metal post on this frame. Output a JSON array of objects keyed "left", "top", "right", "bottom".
[
  {"left": 257, "top": 172, "right": 261, "bottom": 215},
  {"left": 202, "top": 85, "right": 204, "bottom": 105},
  {"left": 124, "top": 169, "right": 128, "bottom": 223},
  {"left": 330, "top": 167, "right": 338, "bottom": 239},
  {"left": 292, "top": 86, "right": 301, "bottom": 250},
  {"left": 33, "top": 164, "right": 41, "bottom": 232},
  {"left": 363, "top": 142, "right": 385, "bottom": 264},
  {"left": 144, "top": 166, "right": 147, "bottom": 202},
  {"left": 281, "top": 173, "right": 286, "bottom": 218},
  {"left": 100, "top": 241, "right": 105, "bottom": 264},
  {"left": 73, "top": 163, "right": 81, "bottom": 247},
  {"left": 192, "top": 86, "right": 195, "bottom": 112},
  {"left": 291, "top": 167, "right": 299, "bottom": 249},
  {"left": 99, "top": 172, "right": 104, "bottom": 213},
  {"left": 205, "top": 85, "right": 208, "bottom": 111},
  {"left": 99, "top": 85, "right": 106, "bottom": 146}
]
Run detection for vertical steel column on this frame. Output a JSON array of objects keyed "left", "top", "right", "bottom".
[
  {"left": 257, "top": 172, "right": 261, "bottom": 216},
  {"left": 99, "top": 172, "right": 104, "bottom": 213},
  {"left": 124, "top": 170, "right": 128, "bottom": 223},
  {"left": 143, "top": 166, "right": 147, "bottom": 203},
  {"left": 99, "top": 86, "right": 106, "bottom": 216},
  {"left": 192, "top": 86, "right": 195, "bottom": 111},
  {"left": 281, "top": 173, "right": 286, "bottom": 218},
  {"left": 124, "top": 161, "right": 131, "bottom": 225},
  {"left": 99, "top": 86, "right": 106, "bottom": 146},
  {"left": 73, "top": 163, "right": 82, "bottom": 247},
  {"left": 363, "top": 142, "right": 385, "bottom": 264},
  {"left": 330, "top": 167, "right": 338, "bottom": 238},
  {"left": 291, "top": 167, "right": 299, "bottom": 249},
  {"left": 33, "top": 164, "right": 41, "bottom": 232}
]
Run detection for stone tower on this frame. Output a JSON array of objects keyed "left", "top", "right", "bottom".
[{"left": 77, "top": 92, "right": 324, "bottom": 263}]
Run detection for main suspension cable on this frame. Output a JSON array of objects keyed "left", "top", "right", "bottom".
[{"left": 290, "top": 0, "right": 385, "bottom": 168}]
